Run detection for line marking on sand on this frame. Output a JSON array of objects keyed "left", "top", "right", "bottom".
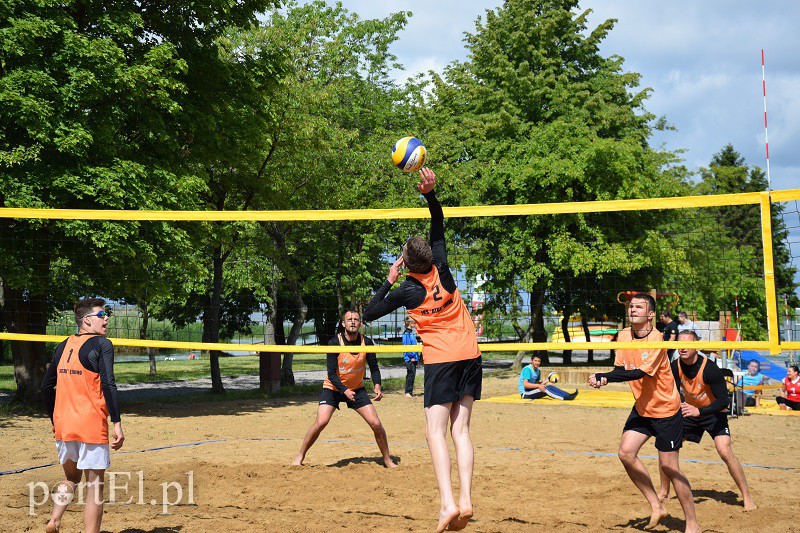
[{"left": 2, "top": 437, "right": 794, "bottom": 476}]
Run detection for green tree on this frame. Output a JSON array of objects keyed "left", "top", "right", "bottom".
[
  {"left": 0, "top": 0, "right": 280, "bottom": 402},
  {"left": 419, "top": 0, "right": 686, "bottom": 367},
  {"left": 696, "top": 144, "right": 799, "bottom": 337},
  {"left": 0, "top": 2, "right": 193, "bottom": 402},
  {"left": 243, "top": 1, "right": 414, "bottom": 386}
]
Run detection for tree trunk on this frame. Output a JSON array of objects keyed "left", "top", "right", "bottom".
[
  {"left": 513, "top": 287, "right": 548, "bottom": 370},
  {"left": 4, "top": 285, "right": 48, "bottom": 404},
  {"left": 280, "top": 279, "right": 307, "bottom": 387},
  {"left": 0, "top": 279, "right": 4, "bottom": 365},
  {"left": 4, "top": 223, "right": 51, "bottom": 405},
  {"left": 202, "top": 246, "right": 225, "bottom": 393},
  {"left": 581, "top": 314, "right": 594, "bottom": 363},
  {"left": 266, "top": 222, "right": 307, "bottom": 387},
  {"left": 139, "top": 301, "right": 157, "bottom": 377},
  {"left": 260, "top": 275, "right": 280, "bottom": 393},
  {"left": 561, "top": 304, "right": 572, "bottom": 365}
]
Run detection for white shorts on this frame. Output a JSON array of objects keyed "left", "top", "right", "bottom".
[{"left": 56, "top": 441, "right": 111, "bottom": 470}]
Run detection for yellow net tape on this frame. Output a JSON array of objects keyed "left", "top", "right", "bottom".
[
  {"left": 0, "top": 332, "right": 779, "bottom": 353},
  {"left": 0, "top": 189, "right": 798, "bottom": 221}
]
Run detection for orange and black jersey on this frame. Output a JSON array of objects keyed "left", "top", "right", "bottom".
[
  {"left": 363, "top": 190, "right": 456, "bottom": 318},
  {"left": 42, "top": 334, "right": 120, "bottom": 424},
  {"left": 671, "top": 356, "right": 729, "bottom": 416},
  {"left": 363, "top": 190, "right": 479, "bottom": 364},
  {"left": 325, "top": 334, "right": 381, "bottom": 393}
]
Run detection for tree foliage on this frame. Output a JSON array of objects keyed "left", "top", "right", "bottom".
[
  {"left": 0, "top": 0, "right": 279, "bottom": 401},
  {"left": 418, "top": 0, "right": 688, "bottom": 365},
  {"left": 0, "top": 0, "right": 792, "bottom": 402}
]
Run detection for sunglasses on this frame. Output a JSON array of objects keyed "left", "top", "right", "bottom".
[{"left": 82, "top": 311, "right": 108, "bottom": 319}]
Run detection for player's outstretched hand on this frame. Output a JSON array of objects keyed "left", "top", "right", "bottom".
[
  {"left": 416, "top": 167, "right": 435, "bottom": 194},
  {"left": 589, "top": 374, "right": 607, "bottom": 389},
  {"left": 388, "top": 256, "right": 404, "bottom": 284}
]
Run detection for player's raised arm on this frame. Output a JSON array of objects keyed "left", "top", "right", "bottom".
[{"left": 417, "top": 168, "right": 446, "bottom": 265}]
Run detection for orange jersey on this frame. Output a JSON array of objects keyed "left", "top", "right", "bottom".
[
  {"left": 323, "top": 334, "right": 367, "bottom": 391},
  {"left": 406, "top": 266, "right": 480, "bottom": 364},
  {"left": 614, "top": 327, "right": 680, "bottom": 418},
  {"left": 53, "top": 334, "right": 109, "bottom": 444},
  {"left": 678, "top": 355, "right": 723, "bottom": 411}
]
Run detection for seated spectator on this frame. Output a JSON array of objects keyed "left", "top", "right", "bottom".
[
  {"left": 737, "top": 360, "right": 765, "bottom": 407},
  {"left": 518, "top": 354, "right": 577, "bottom": 401},
  {"left": 776, "top": 365, "right": 800, "bottom": 411}
]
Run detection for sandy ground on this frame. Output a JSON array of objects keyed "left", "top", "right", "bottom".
[{"left": 2, "top": 373, "right": 798, "bottom": 533}]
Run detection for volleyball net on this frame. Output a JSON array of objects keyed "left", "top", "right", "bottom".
[{"left": 0, "top": 189, "right": 798, "bottom": 356}]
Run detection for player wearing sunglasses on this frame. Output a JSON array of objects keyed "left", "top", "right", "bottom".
[{"left": 41, "top": 298, "right": 123, "bottom": 533}]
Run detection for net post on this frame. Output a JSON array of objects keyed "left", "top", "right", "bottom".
[{"left": 760, "top": 192, "right": 780, "bottom": 354}]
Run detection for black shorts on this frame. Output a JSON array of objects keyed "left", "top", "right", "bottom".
[
  {"left": 319, "top": 387, "right": 371, "bottom": 410},
  {"left": 776, "top": 397, "right": 800, "bottom": 410},
  {"left": 623, "top": 407, "right": 683, "bottom": 452},
  {"left": 423, "top": 355, "right": 483, "bottom": 408},
  {"left": 683, "top": 412, "right": 730, "bottom": 443}
]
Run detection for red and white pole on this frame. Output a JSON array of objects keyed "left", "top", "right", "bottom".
[{"left": 761, "top": 49, "right": 772, "bottom": 190}]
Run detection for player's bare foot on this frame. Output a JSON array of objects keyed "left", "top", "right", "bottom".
[
  {"left": 684, "top": 523, "right": 701, "bottom": 533},
  {"left": 290, "top": 455, "right": 304, "bottom": 466},
  {"left": 657, "top": 490, "right": 669, "bottom": 503},
  {"left": 436, "top": 505, "right": 460, "bottom": 532},
  {"left": 446, "top": 507, "right": 473, "bottom": 531},
  {"left": 644, "top": 505, "right": 667, "bottom": 530},
  {"left": 743, "top": 500, "right": 757, "bottom": 511},
  {"left": 45, "top": 519, "right": 60, "bottom": 533},
  {"left": 405, "top": 393, "right": 413, "bottom": 397},
  {"left": 383, "top": 457, "right": 398, "bottom": 468}
]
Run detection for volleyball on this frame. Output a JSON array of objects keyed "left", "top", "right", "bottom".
[
  {"left": 548, "top": 372, "right": 560, "bottom": 384},
  {"left": 392, "top": 136, "right": 427, "bottom": 172}
]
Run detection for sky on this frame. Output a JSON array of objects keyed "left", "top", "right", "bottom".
[{"left": 313, "top": 0, "right": 800, "bottom": 292}]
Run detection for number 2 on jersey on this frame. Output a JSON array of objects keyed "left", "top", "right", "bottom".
[{"left": 432, "top": 284, "right": 442, "bottom": 301}]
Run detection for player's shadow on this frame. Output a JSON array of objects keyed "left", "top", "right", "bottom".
[
  {"left": 117, "top": 528, "right": 183, "bottom": 533},
  {"left": 692, "top": 488, "right": 742, "bottom": 507},
  {"left": 617, "top": 515, "right": 685, "bottom": 531},
  {"left": 329, "top": 455, "right": 401, "bottom": 468}
]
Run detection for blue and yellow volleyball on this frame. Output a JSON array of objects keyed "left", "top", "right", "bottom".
[
  {"left": 548, "top": 372, "right": 560, "bottom": 384},
  {"left": 392, "top": 136, "right": 427, "bottom": 172}
]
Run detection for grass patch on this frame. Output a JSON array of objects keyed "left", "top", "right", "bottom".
[
  {"left": 0, "top": 351, "right": 601, "bottom": 395},
  {"left": 0, "top": 365, "right": 14, "bottom": 392},
  {"left": 0, "top": 398, "right": 48, "bottom": 419},
  {"left": 123, "top": 379, "right": 409, "bottom": 407}
]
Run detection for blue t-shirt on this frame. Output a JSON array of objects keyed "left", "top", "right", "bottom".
[
  {"left": 402, "top": 329, "right": 418, "bottom": 362},
  {"left": 518, "top": 364, "right": 542, "bottom": 394},
  {"left": 738, "top": 372, "right": 764, "bottom": 396}
]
